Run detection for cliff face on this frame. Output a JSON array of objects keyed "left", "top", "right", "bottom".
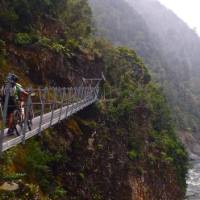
[
  {"left": 0, "top": 0, "right": 96, "bottom": 86},
  {"left": 0, "top": 0, "right": 188, "bottom": 199},
  {"left": 1, "top": 39, "right": 102, "bottom": 86}
]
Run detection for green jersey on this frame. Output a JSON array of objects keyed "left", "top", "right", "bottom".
[{"left": 1, "top": 83, "right": 25, "bottom": 101}]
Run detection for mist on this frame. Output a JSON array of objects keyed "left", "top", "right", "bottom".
[{"left": 89, "top": 0, "right": 200, "bottom": 132}]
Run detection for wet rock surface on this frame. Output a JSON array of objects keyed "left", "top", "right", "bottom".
[{"left": 186, "top": 159, "right": 200, "bottom": 200}]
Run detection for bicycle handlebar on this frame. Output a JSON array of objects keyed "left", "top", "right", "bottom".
[{"left": 30, "top": 93, "right": 36, "bottom": 97}]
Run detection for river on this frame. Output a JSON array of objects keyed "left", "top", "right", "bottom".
[{"left": 186, "top": 159, "right": 200, "bottom": 200}]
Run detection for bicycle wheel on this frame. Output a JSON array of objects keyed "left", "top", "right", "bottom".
[
  {"left": 13, "top": 109, "right": 21, "bottom": 125},
  {"left": 13, "top": 109, "right": 22, "bottom": 135},
  {"left": 27, "top": 106, "right": 34, "bottom": 131}
]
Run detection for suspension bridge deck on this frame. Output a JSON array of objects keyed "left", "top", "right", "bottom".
[{"left": 2, "top": 95, "right": 97, "bottom": 152}]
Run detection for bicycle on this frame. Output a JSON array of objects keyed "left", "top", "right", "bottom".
[
  {"left": 13, "top": 95, "right": 34, "bottom": 136},
  {"left": 0, "top": 97, "right": 21, "bottom": 135}
]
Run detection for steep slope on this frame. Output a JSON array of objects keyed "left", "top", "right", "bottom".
[
  {"left": 0, "top": 0, "right": 188, "bottom": 199},
  {"left": 89, "top": 0, "right": 200, "bottom": 133},
  {"left": 0, "top": 43, "right": 188, "bottom": 200},
  {"left": 129, "top": 0, "right": 200, "bottom": 131},
  {"left": 0, "top": 0, "right": 96, "bottom": 86}
]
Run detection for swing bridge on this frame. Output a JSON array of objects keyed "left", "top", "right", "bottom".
[{"left": 0, "top": 78, "right": 102, "bottom": 152}]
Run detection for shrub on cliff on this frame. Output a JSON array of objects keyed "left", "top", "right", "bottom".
[
  {"left": 14, "top": 33, "right": 33, "bottom": 46},
  {"left": 0, "top": 0, "right": 92, "bottom": 41},
  {"left": 0, "top": 40, "right": 6, "bottom": 66},
  {"left": 96, "top": 42, "right": 188, "bottom": 193}
]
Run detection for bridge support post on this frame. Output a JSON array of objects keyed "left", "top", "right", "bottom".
[
  {"left": 79, "top": 87, "right": 84, "bottom": 107},
  {"left": 22, "top": 87, "right": 32, "bottom": 144},
  {"left": 58, "top": 88, "right": 65, "bottom": 123},
  {"left": 38, "top": 88, "right": 47, "bottom": 136},
  {"left": 65, "top": 88, "right": 70, "bottom": 119},
  {"left": 0, "top": 83, "right": 11, "bottom": 153},
  {"left": 50, "top": 88, "right": 57, "bottom": 127},
  {"left": 68, "top": 88, "right": 75, "bottom": 116}
]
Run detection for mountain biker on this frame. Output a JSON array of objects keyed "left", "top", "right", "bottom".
[{"left": 0, "top": 73, "right": 28, "bottom": 135}]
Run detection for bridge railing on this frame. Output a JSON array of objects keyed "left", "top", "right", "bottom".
[{"left": 0, "top": 80, "right": 101, "bottom": 152}]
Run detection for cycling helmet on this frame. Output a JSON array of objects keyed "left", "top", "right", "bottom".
[{"left": 6, "top": 73, "right": 19, "bottom": 84}]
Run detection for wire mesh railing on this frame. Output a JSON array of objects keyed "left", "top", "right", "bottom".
[{"left": 0, "top": 80, "right": 101, "bottom": 152}]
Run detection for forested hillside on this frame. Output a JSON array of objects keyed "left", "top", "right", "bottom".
[
  {"left": 89, "top": 0, "right": 200, "bottom": 133},
  {"left": 0, "top": 0, "right": 188, "bottom": 199}
]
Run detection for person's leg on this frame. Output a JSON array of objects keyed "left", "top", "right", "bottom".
[
  {"left": 7, "top": 98, "right": 15, "bottom": 135},
  {"left": 8, "top": 113, "right": 13, "bottom": 129},
  {"left": 6, "top": 112, "right": 14, "bottom": 135},
  {"left": 20, "top": 101, "right": 25, "bottom": 121}
]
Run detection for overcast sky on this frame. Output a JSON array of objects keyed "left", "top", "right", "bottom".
[{"left": 158, "top": 0, "right": 200, "bottom": 35}]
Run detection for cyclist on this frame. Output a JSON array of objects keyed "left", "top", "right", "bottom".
[{"left": 0, "top": 73, "right": 28, "bottom": 135}]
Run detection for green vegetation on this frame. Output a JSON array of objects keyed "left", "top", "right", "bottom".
[
  {"left": 0, "top": 0, "right": 92, "bottom": 59},
  {"left": 0, "top": 0, "right": 91, "bottom": 39},
  {"left": 98, "top": 45, "right": 188, "bottom": 191},
  {"left": 0, "top": 39, "right": 6, "bottom": 66},
  {"left": 0, "top": 38, "right": 188, "bottom": 198},
  {"left": 14, "top": 33, "right": 33, "bottom": 45},
  {"left": 0, "top": 0, "right": 188, "bottom": 199}
]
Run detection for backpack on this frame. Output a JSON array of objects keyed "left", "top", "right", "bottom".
[{"left": 0, "top": 83, "right": 18, "bottom": 102}]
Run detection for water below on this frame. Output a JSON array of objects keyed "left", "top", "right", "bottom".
[{"left": 186, "top": 159, "right": 200, "bottom": 200}]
